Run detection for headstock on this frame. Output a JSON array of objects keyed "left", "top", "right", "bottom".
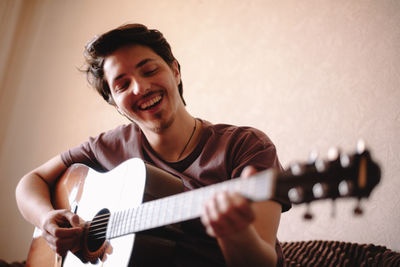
[{"left": 276, "top": 141, "right": 381, "bottom": 218}]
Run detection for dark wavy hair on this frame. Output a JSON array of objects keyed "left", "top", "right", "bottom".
[{"left": 83, "top": 23, "right": 185, "bottom": 105}]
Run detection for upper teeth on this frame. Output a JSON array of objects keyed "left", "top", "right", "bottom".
[{"left": 140, "top": 95, "right": 162, "bottom": 110}]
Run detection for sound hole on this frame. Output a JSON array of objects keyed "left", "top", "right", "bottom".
[{"left": 87, "top": 208, "right": 110, "bottom": 252}]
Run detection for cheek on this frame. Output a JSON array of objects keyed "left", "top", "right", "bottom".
[{"left": 113, "top": 93, "right": 129, "bottom": 110}]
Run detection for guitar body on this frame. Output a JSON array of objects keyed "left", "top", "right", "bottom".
[{"left": 26, "top": 158, "right": 184, "bottom": 267}]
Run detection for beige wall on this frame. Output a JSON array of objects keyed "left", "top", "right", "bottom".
[{"left": 1, "top": 0, "right": 399, "bottom": 261}]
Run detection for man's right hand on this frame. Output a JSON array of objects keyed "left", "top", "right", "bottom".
[{"left": 40, "top": 209, "right": 84, "bottom": 256}]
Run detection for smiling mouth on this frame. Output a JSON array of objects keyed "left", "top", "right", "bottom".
[{"left": 139, "top": 94, "right": 163, "bottom": 110}]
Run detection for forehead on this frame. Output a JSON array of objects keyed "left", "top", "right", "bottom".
[
  {"left": 104, "top": 45, "right": 159, "bottom": 69},
  {"left": 103, "top": 45, "right": 162, "bottom": 80}
]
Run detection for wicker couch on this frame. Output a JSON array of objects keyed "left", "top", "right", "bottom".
[
  {"left": 281, "top": 240, "right": 400, "bottom": 266},
  {"left": 1, "top": 240, "right": 399, "bottom": 267}
]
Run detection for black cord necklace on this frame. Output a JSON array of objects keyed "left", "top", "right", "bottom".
[{"left": 177, "top": 118, "right": 197, "bottom": 160}]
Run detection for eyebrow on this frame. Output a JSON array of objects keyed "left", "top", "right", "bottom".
[{"left": 113, "top": 58, "right": 155, "bottom": 84}]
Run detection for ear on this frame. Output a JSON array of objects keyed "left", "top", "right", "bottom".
[
  {"left": 115, "top": 106, "right": 125, "bottom": 116},
  {"left": 171, "top": 60, "right": 181, "bottom": 85},
  {"left": 115, "top": 107, "right": 134, "bottom": 122}
]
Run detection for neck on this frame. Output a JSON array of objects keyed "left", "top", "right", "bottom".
[{"left": 143, "top": 111, "right": 201, "bottom": 162}]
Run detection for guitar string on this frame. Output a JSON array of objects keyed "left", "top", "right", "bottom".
[{"left": 81, "top": 177, "right": 257, "bottom": 240}]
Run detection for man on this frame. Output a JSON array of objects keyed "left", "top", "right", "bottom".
[{"left": 16, "top": 24, "right": 290, "bottom": 266}]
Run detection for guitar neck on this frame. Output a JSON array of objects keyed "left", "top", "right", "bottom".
[{"left": 106, "top": 169, "right": 277, "bottom": 239}]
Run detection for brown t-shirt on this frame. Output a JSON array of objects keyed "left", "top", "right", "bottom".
[{"left": 61, "top": 120, "right": 289, "bottom": 266}]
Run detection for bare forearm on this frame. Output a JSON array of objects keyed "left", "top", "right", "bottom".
[
  {"left": 16, "top": 173, "right": 54, "bottom": 228},
  {"left": 218, "top": 225, "right": 277, "bottom": 267},
  {"left": 16, "top": 155, "right": 68, "bottom": 228}
]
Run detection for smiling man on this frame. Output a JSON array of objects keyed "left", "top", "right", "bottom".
[{"left": 16, "top": 24, "right": 290, "bottom": 267}]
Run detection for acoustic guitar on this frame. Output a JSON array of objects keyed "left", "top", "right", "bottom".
[{"left": 26, "top": 143, "right": 381, "bottom": 266}]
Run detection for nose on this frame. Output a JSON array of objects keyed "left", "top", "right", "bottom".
[{"left": 130, "top": 77, "right": 150, "bottom": 95}]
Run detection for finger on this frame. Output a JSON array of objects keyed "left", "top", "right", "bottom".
[
  {"left": 65, "top": 212, "right": 81, "bottom": 227},
  {"left": 43, "top": 210, "right": 76, "bottom": 236},
  {"left": 201, "top": 195, "right": 221, "bottom": 237},
  {"left": 54, "top": 226, "right": 83, "bottom": 238},
  {"left": 241, "top": 166, "right": 258, "bottom": 179},
  {"left": 205, "top": 193, "right": 220, "bottom": 222},
  {"left": 43, "top": 227, "right": 82, "bottom": 254},
  {"left": 228, "top": 192, "right": 255, "bottom": 222},
  {"left": 212, "top": 192, "right": 254, "bottom": 234},
  {"left": 206, "top": 192, "right": 237, "bottom": 236},
  {"left": 101, "top": 242, "right": 113, "bottom": 262},
  {"left": 105, "top": 242, "right": 113, "bottom": 255}
]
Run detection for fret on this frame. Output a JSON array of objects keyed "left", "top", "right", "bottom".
[
  {"left": 129, "top": 208, "right": 135, "bottom": 233},
  {"left": 148, "top": 200, "right": 156, "bottom": 229},
  {"left": 186, "top": 189, "right": 193, "bottom": 218},
  {"left": 147, "top": 201, "right": 154, "bottom": 229},
  {"left": 119, "top": 210, "right": 125, "bottom": 235},
  {"left": 166, "top": 195, "right": 173, "bottom": 224},
  {"left": 143, "top": 201, "right": 151, "bottom": 230},
  {"left": 112, "top": 210, "right": 120, "bottom": 238},
  {"left": 133, "top": 207, "right": 139, "bottom": 233},
  {"left": 167, "top": 195, "right": 176, "bottom": 224},
  {"left": 151, "top": 201, "right": 156, "bottom": 228},
  {"left": 176, "top": 193, "right": 183, "bottom": 222},
  {"left": 119, "top": 210, "right": 127, "bottom": 237},
  {"left": 140, "top": 203, "right": 149, "bottom": 230},
  {"left": 140, "top": 204, "right": 146, "bottom": 231},
  {"left": 182, "top": 194, "right": 191, "bottom": 222},
  {"left": 122, "top": 210, "right": 128, "bottom": 236},
  {"left": 115, "top": 210, "right": 122, "bottom": 237},
  {"left": 106, "top": 212, "right": 114, "bottom": 239},
  {"left": 125, "top": 208, "right": 133, "bottom": 236},
  {"left": 159, "top": 196, "right": 166, "bottom": 226},
  {"left": 124, "top": 209, "right": 131, "bottom": 235},
  {"left": 136, "top": 205, "right": 143, "bottom": 232}
]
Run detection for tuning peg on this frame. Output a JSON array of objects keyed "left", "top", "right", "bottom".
[
  {"left": 312, "top": 183, "right": 328, "bottom": 199},
  {"left": 308, "top": 149, "right": 319, "bottom": 164},
  {"left": 290, "top": 163, "right": 304, "bottom": 176},
  {"left": 357, "top": 139, "right": 366, "bottom": 154},
  {"left": 303, "top": 204, "right": 313, "bottom": 220},
  {"left": 288, "top": 187, "right": 304, "bottom": 203},
  {"left": 353, "top": 199, "right": 364, "bottom": 216},
  {"left": 340, "top": 153, "right": 351, "bottom": 168},
  {"left": 328, "top": 147, "right": 340, "bottom": 161},
  {"left": 314, "top": 158, "right": 326, "bottom": 172},
  {"left": 338, "top": 180, "right": 353, "bottom": 197}
]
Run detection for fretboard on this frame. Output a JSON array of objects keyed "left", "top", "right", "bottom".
[{"left": 106, "top": 169, "right": 276, "bottom": 239}]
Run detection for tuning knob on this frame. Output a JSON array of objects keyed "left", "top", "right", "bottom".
[
  {"left": 288, "top": 187, "right": 304, "bottom": 203},
  {"left": 340, "top": 153, "right": 351, "bottom": 168},
  {"left": 308, "top": 149, "right": 319, "bottom": 164},
  {"left": 303, "top": 204, "right": 313, "bottom": 220},
  {"left": 353, "top": 199, "right": 364, "bottom": 216},
  {"left": 357, "top": 139, "right": 366, "bottom": 154},
  {"left": 328, "top": 147, "right": 340, "bottom": 161},
  {"left": 314, "top": 158, "right": 326, "bottom": 172},
  {"left": 339, "top": 180, "right": 354, "bottom": 197},
  {"left": 312, "top": 183, "right": 328, "bottom": 199},
  {"left": 290, "top": 163, "right": 304, "bottom": 176}
]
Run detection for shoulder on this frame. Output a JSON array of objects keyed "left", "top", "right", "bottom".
[
  {"left": 88, "top": 123, "right": 139, "bottom": 145},
  {"left": 61, "top": 123, "right": 142, "bottom": 171},
  {"left": 201, "top": 120, "right": 273, "bottom": 147}
]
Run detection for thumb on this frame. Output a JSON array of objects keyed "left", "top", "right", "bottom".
[
  {"left": 241, "top": 166, "right": 258, "bottom": 179},
  {"left": 68, "top": 213, "right": 81, "bottom": 227}
]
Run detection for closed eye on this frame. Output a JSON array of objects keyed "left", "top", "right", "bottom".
[
  {"left": 143, "top": 68, "right": 158, "bottom": 76},
  {"left": 115, "top": 80, "right": 130, "bottom": 92}
]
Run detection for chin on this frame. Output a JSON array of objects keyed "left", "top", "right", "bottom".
[{"left": 150, "top": 115, "right": 176, "bottom": 133}]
